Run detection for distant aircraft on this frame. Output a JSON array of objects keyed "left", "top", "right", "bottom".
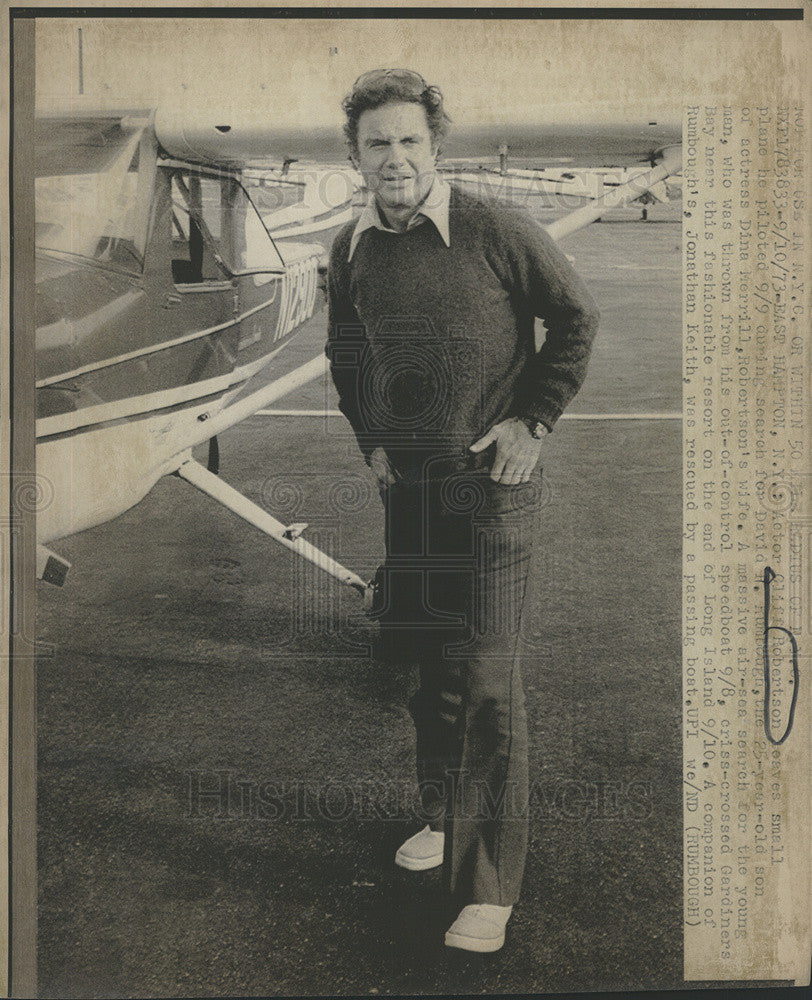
[{"left": 32, "top": 104, "right": 680, "bottom": 597}]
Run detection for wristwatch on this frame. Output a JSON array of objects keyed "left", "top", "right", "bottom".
[{"left": 518, "top": 416, "right": 548, "bottom": 440}]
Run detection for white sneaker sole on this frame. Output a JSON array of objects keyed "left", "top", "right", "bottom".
[
  {"left": 394, "top": 850, "right": 444, "bottom": 871},
  {"left": 444, "top": 929, "right": 506, "bottom": 952}
]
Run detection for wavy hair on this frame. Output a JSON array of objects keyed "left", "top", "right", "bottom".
[{"left": 342, "top": 71, "right": 451, "bottom": 157}]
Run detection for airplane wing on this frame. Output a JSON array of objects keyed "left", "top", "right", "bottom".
[
  {"left": 36, "top": 99, "right": 679, "bottom": 166},
  {"left": 151, "top": 105, "right": 680, "bottom": 169}
]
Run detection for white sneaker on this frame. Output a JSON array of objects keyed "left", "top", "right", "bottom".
[
  {"left": 444, "top": 904, "right": 513, "bottom": 952},
  {"left": 394, "top": 825, "right": 444, "bottom": 871}
]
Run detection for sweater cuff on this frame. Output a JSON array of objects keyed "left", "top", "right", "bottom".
[{"left": 514, "top": 401, "right": 562, "bottom": 434}]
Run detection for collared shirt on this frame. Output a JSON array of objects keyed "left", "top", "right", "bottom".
[{"left": 348, "top": 174, "right": 451, "bottom": 261}]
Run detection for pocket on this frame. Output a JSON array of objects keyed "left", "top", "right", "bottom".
[{"left": 484, "top": 467, "right": 544, "bottom": 514}]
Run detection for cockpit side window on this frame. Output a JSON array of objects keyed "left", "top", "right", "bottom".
[{"left": 170, "top": 171, "right": 230, "bottom": 285}]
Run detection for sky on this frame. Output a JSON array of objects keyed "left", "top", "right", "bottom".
[{"left": 35, "top": 17, "right": 691, "bottom": 126}]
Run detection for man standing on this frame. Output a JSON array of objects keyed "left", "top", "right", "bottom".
[{"left": 326, "top": 70, "right": 600, "bottom": 952}]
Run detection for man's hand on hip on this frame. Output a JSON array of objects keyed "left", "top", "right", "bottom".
[
  {"left": 369, "top": 446, "right": 399, "bottom": 489},
  {"left": 469, "top": 418, "right": 545, "bottom": 485}
]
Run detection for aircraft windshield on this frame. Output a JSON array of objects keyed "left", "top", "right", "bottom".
[{"left": 35, "top": 127, "right": 145, "bottom": 271}]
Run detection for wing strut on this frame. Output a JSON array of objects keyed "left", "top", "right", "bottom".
[
  {"left": 545, "top": 144, "right": 682, "bottom": 242},
  {"left": 174, "top": 455, "right": 374, "bottom": 604}
]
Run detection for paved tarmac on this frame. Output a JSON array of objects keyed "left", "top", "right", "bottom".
[{"left": 38, "top": 198, "right": 686, "bottom": 996}]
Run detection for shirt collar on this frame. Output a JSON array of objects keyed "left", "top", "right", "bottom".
[{"left": 348, "top": 174, "right": 451, "bottom": 261}]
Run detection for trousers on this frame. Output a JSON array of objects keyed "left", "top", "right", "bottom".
[{"left": 377, "top": 464, "right": 542, "bottom": 906}]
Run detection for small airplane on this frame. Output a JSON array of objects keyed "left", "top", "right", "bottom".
[
  {"left": 33, "top": 103, "right": 681, "bottom": 598},
  {"left": 34, "top": 104, "right": 370, "bottom": 596},
  {"left": 440, "top": 160, "right": 674, "bottom": 221}
]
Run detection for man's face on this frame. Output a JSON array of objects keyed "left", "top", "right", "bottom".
[{"left": 353, "top": 101, "right": 438, "bottom": 216}]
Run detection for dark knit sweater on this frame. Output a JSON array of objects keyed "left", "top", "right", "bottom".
[{"left": 326, "top": 184, "right": 600, "bottom": 474}]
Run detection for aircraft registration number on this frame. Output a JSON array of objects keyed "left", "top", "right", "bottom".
[{"left": 275, "top": 257, "right": 318, "bottom": 342}]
